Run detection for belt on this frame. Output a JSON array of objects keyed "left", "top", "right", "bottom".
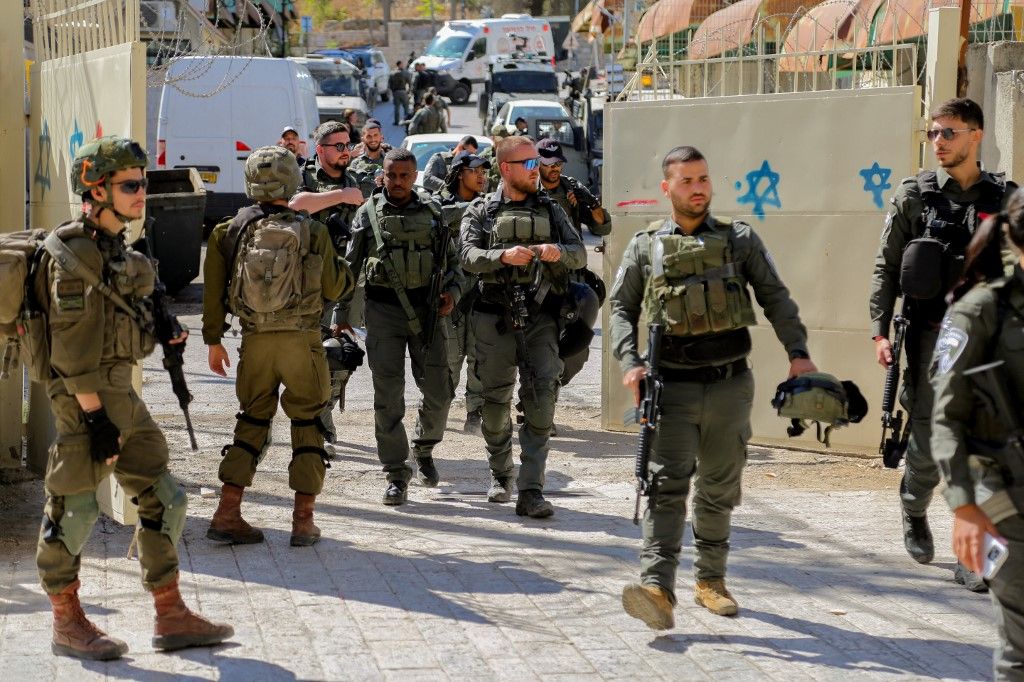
[
  {"left": 659, "top": 359, "right": 749, "bottom": 384},
  {"left": 473, "top": 301, "right": 506, "bottom": 316},
  {"left": 365, "top": 285, "right": 429, "bottom": 307}
]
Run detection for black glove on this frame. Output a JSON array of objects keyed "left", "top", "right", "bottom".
[
  {"left": 82, "top": 406, "right": 121, "bottom": 462},
  {"left": 573, "top": 184, "right": 599, "bottom": 211}
]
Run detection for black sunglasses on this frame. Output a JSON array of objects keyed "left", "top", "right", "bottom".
[
  {"left": 926, "top": 127, "right": 976, "bottom": 141},
  {"left": 322, "top": 142, "right": 355, "bottom": 152},
  {"left": 113, "top": 178, "right": 149, "bottom": 194}
]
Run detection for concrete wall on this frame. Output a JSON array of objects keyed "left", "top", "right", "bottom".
[
  {"left": 600, "top": 87, "right": 921, "bottom": 453},
  {"left": 966, "top": 41, "right": 1024, "bottom": 180}
]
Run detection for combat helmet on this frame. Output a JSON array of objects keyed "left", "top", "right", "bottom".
[
  {"left": 770, "top": 372, "right": 868, "bottom": 447},
  {"left": 244, "top": 146, "right": 301, "bottom": 202},
  {"left": 490, "top": 122, "right": 511, "bottom": 139},
  {"left": 558, "top": 281, "right": 600, "bottom": 359},
  {"left": 71, "top": 135, "right": 148, "bottom": 219}
]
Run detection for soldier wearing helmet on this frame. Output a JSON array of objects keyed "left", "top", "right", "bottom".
[
  {"left": 37, "top": 136, "right": 233, "bottom": 661},
  {"left": 202, "top": 145, "right": 352, "bottom": 548}
]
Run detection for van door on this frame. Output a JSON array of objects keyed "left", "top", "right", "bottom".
[
  {"left": 466, "top": 36, "right": 487, "bottom": 82},
  {"left": 292, "top": 63, "right": 320, "bottom": 150}
]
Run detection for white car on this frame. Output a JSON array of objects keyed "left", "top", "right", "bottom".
[
  {"left": 401, "top": 133, "right": 493, "bottom": 188},
  {"left": 493, "top": 98, "right": 572, "bottom": 131}
]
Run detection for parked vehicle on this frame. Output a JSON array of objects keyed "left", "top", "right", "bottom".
[
  {"left": 156, "top": 56, "right": 320, "bottom": 226},
  {"left": 289, "top": 55, "right": 369, "bottom": 126},
  {"left": 400, "top": 133, "right": 493, "bottom": 188},
  {"left": 478, "top": 54, "right": 560, "bottom": 132},
  {"left": 413, "top": 14, "right": 555, "bottom": 103},
  {"left": 316, "top": 46, "right": 390, "bottom": 101},
  {"left": 489, "top": 99, "right": 588, "bottom": 184}
]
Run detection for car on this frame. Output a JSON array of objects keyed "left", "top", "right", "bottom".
[
  {"left": 400, "top": 133, "right": 493, "bottom": 188},
  {"left": 289, "top": 55, "right": 369, "bottom": 126},
  {"left": 478, "top": 55, "right": 560, "bottom": 131},
  {"left": 316, "top": 46, "right": 390, "bottom": 101},
  {"left": 490, "top": 98, "right": 571, "bottom": 133},
  {"left": 489, "top": 99, "right": 589, "bottom": 186}
]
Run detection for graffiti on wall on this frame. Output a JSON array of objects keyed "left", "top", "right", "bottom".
[
  {"left": 735, "top": 160, "right": 781, "bottom": 220},
  {"left": 859, "top": 162, "right": 893, "bottom": 209}
]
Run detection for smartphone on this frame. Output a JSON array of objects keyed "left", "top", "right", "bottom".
[{"left": 983, "top": 533, "right": 1009, "bottom": 579}]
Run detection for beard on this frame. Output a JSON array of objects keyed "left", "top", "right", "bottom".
[
  {"left": 939, "top": 148, "right": 969, "bottom": 169},
  {"left": 671, "top": 195, "right": 711, "bottom": 219},
  {"left": 506, "top": 174, "right": 538, "bottom": 195},
  {"left": 364, "top": 139, "right": 381, "bottom": 152},
  {"left": 325, "top": 155, "right": 349, "bottom": 173}
]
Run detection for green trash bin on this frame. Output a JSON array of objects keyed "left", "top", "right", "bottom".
[{"left": 145, "top": 168, "right": 207, "bottom": 294}]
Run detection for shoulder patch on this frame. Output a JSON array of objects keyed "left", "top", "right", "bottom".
[{"left": 935, "top": 319, "right": 969, "bottom": 375}]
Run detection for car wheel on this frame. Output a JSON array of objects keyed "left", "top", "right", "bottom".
[{"left": 451, "top": 83, "right": 470, "bottom": 105}]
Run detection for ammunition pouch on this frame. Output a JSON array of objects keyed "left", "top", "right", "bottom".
[
  {"left": 52, "top": 492, "right": 100, "bottom": 556},
  {"left": 149, "top": 472, "right": 187, "bottom": 544}
]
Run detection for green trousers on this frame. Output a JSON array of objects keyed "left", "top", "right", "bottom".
[
  {"left": 473, "top": 310, "right": 562, "bottom": 492},
  {"left": 365, "top": 300, "right": 453, "bottom": 483},
  {"left": 219, "top": 330, "right": 330, "bottom": 495},
  {"left": 900, "top": 329, "right": 941, "bottom": 516},
  {"left": 37, "top": 379, "right": 179, "bottom": 594},
  {"left": 990, "top": 514, "right": 1024, "bottom": 679},
  {"left": 447, "top": 314, "right": 484, "bottom": 413},
  {"left": 640, "top": 369, "right": 754, "bottom": 600}
]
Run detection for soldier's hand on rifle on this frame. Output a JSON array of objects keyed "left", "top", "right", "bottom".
[
  {"left": 788, "top": 357, "right": 817, "bottom": 378},
  {"left": 331, "top": 323, "right": 354, "bottom": 338},
  {"left": 623, "top": 365, "right": 647, "bottom": 407},
  {"left": 168, "top": 327, "right": 188, "bottom": 345},
  {"left": 208, "top": 343, "right": 231, "bottom": 377},
  {"left": 438, "top": 292, "right": 454, "bottom": 317},
  {"left": 953, "top": 503, "right": 1005, "bottom": 574},
  {"left": 874, "top": 336, "right": 893, "bottom": 368},
  {"left": 531, "top": 243, "right": 562, "bottom": 262},
  {"left": 500, "top": 245, "right": 535, "bottom": 266}
]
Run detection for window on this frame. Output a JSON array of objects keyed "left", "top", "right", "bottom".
[
  {"left": 424, "top": 34, "right": 472, "bottom": 58},
  {"left": 537, "top": 120, "right": 574, "bottom": 146},
  {"left": 490, "top": 70, "right": 558, "bottom": 94},
  {"left": 472, "top": 38, "right": 486, "bottom": 59}
]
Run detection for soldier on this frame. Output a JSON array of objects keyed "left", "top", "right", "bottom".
[
  {"left": 870, "top": 97, "right": 1013, "bottom": 590},
  {"left": 610, "top": 146, "right": 815, "bottom": 629},
  {"left": 536, "top": 137, "right": 611, "bottom": 387},
  {"left": 290, "top": 121, "right": 367, "bottom": 448},
  {"left": 349, "top": 119, "right": 392, "bottom": 191},
  {"left": 433, "top": 151, "right": 491, "bottom": 433},
  {"left": 338, "top": 148, "right": 466, "bottom": 505},
  {"left": 423, "top": 135, "right": 479, "bottom": 194},
  {"left": 513, "top": 117, "right": 529, "bottom": 136},
  {"left": 481, "top": 123, "right": 510, "bottom": 191},
  {"left": 389, "top": 60, "right": 412, "bottom": 126},
  {"left": 930, "top": 190, "right": 1024, "bottom": 679},
  {"left": 459, "top": 136, "right": 586, "bottom": 517},
  {"left": 428, "top": 86, "right": 451, "bottom": 132},
  {"left": 37, "top": 136, "right": 232, "bottom": 660},
  {"left": 278, "top": 125, "right": 306, "bottom": 166},
  {"left": 203, "top": 145, "right": 351, "bottom": 547},
  {"left": 411, "top": 62, "right": 433, "bottom": 104},
  {"left": 407, "top": 93, "right": 443, "bottom": 135}
]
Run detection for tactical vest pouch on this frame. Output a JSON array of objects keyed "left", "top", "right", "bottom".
[
  {"left": 0, "top": 230, "right": 47, "bottom": 325},
  {"left": 484, "top": 209, "right": 554, "bottom": 285},
  {"left": 900, "top": 236, "right": 948, "bottom": 300}
]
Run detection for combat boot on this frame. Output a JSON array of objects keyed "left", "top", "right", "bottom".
[
  {"left": 954, "top": 561, "right": 989, "bottom": 593},
  {"left": 487, "top": 476, "right": 512, "bottom": 503},
  {"left": 152, "top": 577, "right": 234, "bottom": 651},
  {"left": 290, "top": 493, "right": 321, "bottom": 547},
  {"left": 515, "top": 489, "right": 554, "bottom": 518},
  {"left": 463, "top": 408, "right": 482, "bottom": 434},
  {"left": 48, "top": 580, "right": 128, "bottom": 660},
  {"left": 206, "top": 483, "right": 264, "bottom": 544},
  {"left": 901, "top": 509, "right": 934, "bottom": 564},
  {"left": 621, "top": 583, "right": 674, "bottom": 630},
  {"left": 416, "top": 457, "right": 440, "bottom": 487},
  {"left": 694, "top": 579, "right": 739, "bottom": 616},
  {"left": 383, "top": 480, "right": 408, "bottom": 506}
]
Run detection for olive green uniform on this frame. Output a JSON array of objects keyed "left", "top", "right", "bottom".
[
  {"left": 408, "top": 105, "right": 441, "bottom": 136},
  {"left": 341, "top": 188, "right": 466, "bottom": 483},
  {"left": 300, "top": 158, "right": 368, "bottom": 440},
  {"left": 870, "top": 169, "right": 1009, "bottom": 516},
  {"left": 203, "top": 207, "right": 350, "bottom": 495},
  {"left": 609, "top": 215, "right": 809, "bottom": 600},
  {"left": 930, "top": 268, "right": 1024, "bottom": 679},
  {"left": 348, "top": 148, "right": 390, "bottom": 194},
  {"left": 459, "top": 186, "right": 586, "bottom": 491},
  {"left": 546, "top": 175, "right": 612, "bottom": 386},
  {"left": 36, "top": 220, "right": 184, "bottom": 594},
  {"left": 436, "top": 188, "right": 484, "bottom": 415}
]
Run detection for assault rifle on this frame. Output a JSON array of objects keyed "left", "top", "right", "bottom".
[
  {"left": 880, "top": 302, "right": 910, "bottom": 468},
  {"left": 422, "top": 209, "right": 456, "bottom": 354},
  {"left": 504, "top": 262, "right": 538, "bottom": 404},
  {"left": 964, "top": 360, "right": 1024, "bottom": 488},
  {"left": 150, "top": 281, "right": 198, "bottom": 452},
  {"left": 633, "top": 323, "right": 664, "bottom": 525}
]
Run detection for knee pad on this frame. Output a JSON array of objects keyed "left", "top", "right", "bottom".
[
  {"left": 50, "top": 492, "right": 99, "bottom": 557},
  {"left": 140, "top": 472, "right": 188, "bottom": 545},
  {"left": 292, "top": 416, "right": 330, "bottom": 440}
]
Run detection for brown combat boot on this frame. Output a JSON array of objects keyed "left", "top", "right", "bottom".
[
  {"left": 206, "top": 483, "right": 264, "bottom": 544},
  {"left": 694, "top": 579, "right": 739, "bottom": 616},
  {"left": 48, "top": 580, "right": 128, "bottom": 660},
  {"left": 290, "top": 492, "right": 321, "bottom": 547},
  {"left": 621, "top": 583, "right": 675, "bottom": 630},
  {"left": 152, "top": 577, "right": 234, "bottom": 651}
]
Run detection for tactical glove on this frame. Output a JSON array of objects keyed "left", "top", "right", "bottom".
[{"left": 82, "top": 406, "right": 121, "bottom": 462}]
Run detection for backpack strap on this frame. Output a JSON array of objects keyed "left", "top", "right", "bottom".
[
  {"left": 365, "top": 194, "right": 425, "bottom": 342},
  {"left": 220, "top": 204, "right": 269, "bottom": 266},
  {"left": 42, "top": 232, "right": 146, "bottom": 327}
]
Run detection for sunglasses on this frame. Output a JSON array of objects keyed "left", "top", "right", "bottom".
[
  {"left": 113, "top": 178, "right": 149, "bottom": 194},
  {"left": 926, "top": 127, "right": 976, "bottom": 141},
  {"left": 322, "top": 142, "right": 355, "bottom": 152},
  {"left": 506, "top": 157, "right": 540, "bottom": 171}
]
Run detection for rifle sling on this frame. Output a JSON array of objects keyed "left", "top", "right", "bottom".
[{"left": 366, "top": 197, "right": 424, "bottom": 340}]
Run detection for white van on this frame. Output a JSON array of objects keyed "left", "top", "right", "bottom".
[
  {"left": 156, "top": 56, "right": 320, "bottom": 225},
  {"left": 288, "top": 55, "right": 369, "bottom": 126},
  {"left": 414, "top": 14, "right": 555, "bottom": 98}
]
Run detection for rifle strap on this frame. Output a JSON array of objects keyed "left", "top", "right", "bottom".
[
  {"left": 366, "top": 195, "right": 424, "bottom": 340},
  {"left": 43, "top": 232, "right": 146, "bottom": 327}
]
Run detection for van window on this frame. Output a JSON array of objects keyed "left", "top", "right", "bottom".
[
  {"left": 471, "top": 38, "right": 486, "bottom": 59},
  {"left": 425, "top": 34, "right": 472, "bottom": 58},
  {"left": 372, "top": 51, "right": 385, "bottom": 66}
]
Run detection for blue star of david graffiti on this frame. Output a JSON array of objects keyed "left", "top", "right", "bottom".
[
  {"left": 68, "top": 119, "right": 84, "bottom": 161},
  {"left": 859, "top": 162, "right": 893, "bottom": 209},
  {"left": 734, "top": 160, "right": 781, "bottom": 220},
  {"left": 34, "top": 119, "right": 52, "bottom": 198}
]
